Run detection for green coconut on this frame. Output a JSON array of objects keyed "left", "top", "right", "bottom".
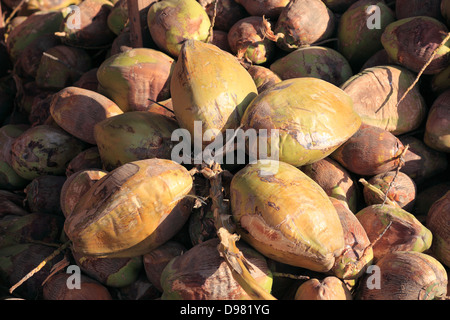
[
  {"left": 10, "top": 125, "right": 86, "bottom": 181},
  {"left": 239, "top": 77, "right": 361, "bottom": 167},
  {"left": 270, "top": 46, "right": 353, "bottom": 86},
  {"left": 337, "top": 0, "right": 396, "bottom": 71},
  {"left": 424, "top": 89, "right": 450, "bottom": 152},
  {"left": 230, "top": 160, "right": 346, "bottom": 273},
  {"left": 94, "top": 111, "right": 179, "bottom": 170},
  {"left": 170, "top": 39, "right": 258, "bottom": 149},
  {"left": 147, "top": 0, "right": 211, "bottom": 57},
  {"left": 97, "top": 48, "right": 174, "bottom": 112}
]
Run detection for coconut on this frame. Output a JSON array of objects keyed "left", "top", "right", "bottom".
[
  {"left": 356, "top": 204, "right": 432, "bottom": 260},
  {"left": 0, "top": 162, "right": 29, "bottom": 191},
  {"left": 198, "top": 0, "right": 248, "bottom": 32},
  {"left": 360, "top": 49, "right": 397, "bottom": 71},
  {"left": 43, "top": 272, "right": 113, "bottom": 300},
  {"left": 24, "top": 175, "right": 67, "bottom": 215},
  {"left": 23, "top": 0, "right": 81, "bottom": 13},
  {"left": 97, "top": 48, "right": 174, "bottom": 112},
  {"left": 227, "top": 16, "right": 277, "bottom": 65},
  {"left": 329, "top": 197, "right": 373, "bottom": 279},
  {"left": 10, "top": 125, "right": 86, "bottom": 181},
  {"left": 116, "top": 274, "right": 161, "bottom": 300},
  {"left": 381, "top": 16, "right": 450, "bottom": 75},
  {"left": 337, "top": 0, "right": 396, "bottom": 71},
  {"left": 399, "top": 136, "right": 448, "bottom": 184},
  {"left": 146, "top": 0, "right": 211, "bottom": 58},
  {"left": 246, "top": 65, "right": 282, "bottom": 94},
  {"left": 356, "top": 251, "right": 447, "bottom": 300},
  {"left": 6, "top": 10, "right": 65, "bottom": 61},
  {"left": 240, "top": 77, "right": 361, "bottom": 167},
  {"left": 423, "top": 89, "right": 450, "bottom": 152},
  {"left": 65, "top": 147, "right": 103, "bottom": 176},
  {"left": 64, "top": 159, "right": 194, "bottom": 258},
  {"left": 143, "top": 241, "right": 186, "bottom": 292},
  {"left": 50, "top": 86, "right": 123, "bottom": 145},
  {"left": 362, "top": 171, "right": 417, "bottom": 211},
  {"left": 73, "top": 68, "right": 100, "bottom": 92},
  {"left": 431, "top": 64, "right": 450, "bottom": 93},
  {"left": 0, "top": 213, "right": 64, "bottom": 249},
  {"left": 35, "top": 45, "right": 92, "bottom": 90},
  {"left": 57, "top": 0, "right": 116, "bottom": 48},
  {"left": 270, "top": 46, "right": 353, "bottom": 86},
  {"left": 274, "top": 0, "right": 335, "bottom": 51},
  {"left": 294, "top": 276, "right": 353, "bottom": 300},
  {"left": 341, "top": 65, "right": 427, "bottom": 135},
  {"left": 414, "top": 182, "right": 450, "bottom": 217},
  {"left": 230, "top": 160, "right": 346, "bottom": 273},
  {"left": 0, "top": 124, "right": 29, "bottom": 166},
  {"left": 170, "top": 39, "right": 258, "bottom": 149},
  {"left": 71, "top": 250, "right": 143, "bottom": 288},
  {"left": 94, "top": 111, "right": 179, "bottom": 170},
  {"left": 396, "top": 0, "right": 443, "bottom": 20},
  {"left": 330, "top": 124, "right": 405, "bottom": 176},
  {"left": 301, "top": 157, "right": 358, "bottom": 213},
  {"left": 235, "top": 0, "right": 289, "bottom": 20},
  {"left": 160, "top": 238, "right": 273, "bottom": 299},
  {"left": 208, "top": 30, "right": 232, "bottom": 53},
  {"left": 426, "top": 191, "right": 450, "bottom": 268},
  {"left": 60, "top": 169, "right": 108, "bottom": 217}
]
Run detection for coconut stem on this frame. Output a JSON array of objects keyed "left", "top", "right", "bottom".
[
  {"left": 359, "top": 178, "right": 398, "bottom": 207},
  {"left": 9, "top": 240, "right": 71, "bottom": 294},
  {"left": 396, "top": 32, "right": 450, "bottom": 107},
  {"left": 272, "top": 272, "right": 310, "bottom": 281},
  {"left": 5, "top": 0, "right": 28, "bottom": 25},
  {"left": 206, "top": 0, "right": 219, "bottom": 44}
]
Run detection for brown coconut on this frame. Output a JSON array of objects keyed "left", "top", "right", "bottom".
[
  {"left": 424, "top": 89, "right": 450, "bottom": 152},
  {"left": 426, "top": 191, "right": 450, "bottom": 268}
]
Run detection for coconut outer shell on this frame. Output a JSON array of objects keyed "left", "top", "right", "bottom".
[
  {"left": 94, "top": 111, "right": 179, "bottom": 170},
  {"left": 160, "top": 238, "right": 273, "bottom": 300},
  {"left": 50, "top": 86, "right": 123, "bottom": 145},
  {"left": 294, "top": 276, "right": 353, "bottom": 300},
  {"left": 240, "top": 77, "right": 361, "bottom": 167},
  {"left": 356, "top": 204, "right": 432, "bottom": 260},
  {"left": 246, "top": 65, "right": 282, "bottom": 94},
  {"left": 170, "top": 39, "right": 258, "bottom": 149},
  {"left": 426, "top": 191, "right": 450, "bottom": 268},
  {"left": 381, "top": 16, "right": 450, "bottom": 75},
  {"left": 64, "top": 159, "right": 194, "bottom": 258},
  {"left": 146, "top": 0, "right": 211, "bottom": 57},
  {"left": 340, "top": 65, "right": 427, "bottom": 135},
  {"left": 331, "top": 123, "right": 405, "bottom": 176},
  {"left": 230, "top": 160, "right": 345, "bottom": 273},
  {"left": 65, "top": 147, "right": 103, "bottom": 177},
  {"left": 356, "top": 251, "right": 447, "bottom": 300},
  {"left": 424, "top": 89, "right": 450, "bottom": 152},
  {"left": 97, "top": 48, "right": 174, "bottom": 112}
]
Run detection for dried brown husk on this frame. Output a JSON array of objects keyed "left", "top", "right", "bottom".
[
  {"left": 294, "top": 276, "right": 353, "bottom": 300},
  {"left": 160, "top": 238, "right": 273, "bottom": 300},
  {"left": 25, "top": 175, "right": 67, "bottom": 215},
  {"left": 423, "top": 89, "right": 450, "bottom": 152},
  {"left": 340, "top": 65, "right": 427, "bottom": 136},
  {"left": 274, "top": 0, "right": 335, "bottom": 51},
  {"left": 363, "top": 171, "right": 417, "bottom": 212},
  {"left": 73, "top": 68, "right": 100, "bottom": 92},
  {"left": 426, "top": 191, "right": 450, "bottom": 268},
  {"left": 43, "top": 272, "right": 113, "bottom": 300},
  {"left": 301, "top": 157, "right": 358, "bottom": 213},
  {"left": 60, "top": 169, "right": 108, "bottom": 217},
  {"left": 50, "top": 86, "right": 124, "bottom": 145},
  {"left": 246, "top": 65, "right": 282, "bottom": 94},
  {"left": 143, "top": 240, "right": 186, "bottom": 292},
  {"left": 331, "top": 124, "right": 405, "bottom": 176},
  {"left": 381, "top": 16, "right": 450, "bottom": 75},
  {"left": 356, "top": 204, "right": 432, "bottom": 260},
  {"left": 65, "top": 147, "right": 103, "bottom": 177},
  {"left": 356, "top": 251, "right": 447, "bottom": 300},
  {"left": 198, "top": 0, "right": 248, "bottom": 32}
]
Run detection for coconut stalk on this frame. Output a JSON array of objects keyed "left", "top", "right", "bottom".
[
  {"left": 198, "top": 162, "right": 276, "bottom": 300},
  {"left": 127, "top": 0, "right": 146, "bottom": 47}
]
